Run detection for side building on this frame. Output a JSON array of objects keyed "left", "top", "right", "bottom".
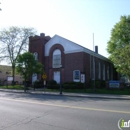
[
  {"left": 0, "top": 65, "right": 23, "bottom": 85},
  {"left": 29, "top": 33, "right": 119, "bottom": 85}
]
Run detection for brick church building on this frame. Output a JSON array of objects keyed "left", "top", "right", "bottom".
[{"left": 29, "top": 33, "right": 118, "bottom": 85}]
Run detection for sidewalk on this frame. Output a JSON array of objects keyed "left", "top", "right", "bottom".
[{"left": 0, "top": 88, "right": 130, "bottom": 100}]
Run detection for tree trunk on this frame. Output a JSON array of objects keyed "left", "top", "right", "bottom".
[{"left": 12, "top": 64, "right": 15, "bottom": 86}]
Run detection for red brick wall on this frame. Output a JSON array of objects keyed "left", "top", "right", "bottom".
[
  {"left": 82, "top": 53, "right": 91, "bottom": 83},
  {"left": 64, "top": 52, "right": 84, "bottom": 82},
  {"left": 45, "top": 47, "right": 115, "bottom": 84},
  {"left": 29, "top": 34, "right": 117, "bottom": 84},
  {"left": 91, "top": 56, "right": 113, "bottom": 81},
  {"left": 29, "top": 34, "right": 51, "bottom": 64},
  {"left": 29, "top": 34, "right": 51, "bottom": 80}
]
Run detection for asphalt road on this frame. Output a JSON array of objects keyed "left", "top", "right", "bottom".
[{"left": 0, "top": 91, "right": 129, "bottom": 130}]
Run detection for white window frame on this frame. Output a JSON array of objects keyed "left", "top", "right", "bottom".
[
  {"left": 52, "top": 49, "right": 61, "bottom": 68},
  {"left": 34, "top": 52, "right": 38, "bottom": 61}
]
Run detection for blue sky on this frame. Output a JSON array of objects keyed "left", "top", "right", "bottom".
[{"left": 0, "top": 0, "right": 130, "bottom": 63}]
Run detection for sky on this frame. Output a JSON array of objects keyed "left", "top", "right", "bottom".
[{"left": 0, "top": 0, "right": 130, "bottom": 65}]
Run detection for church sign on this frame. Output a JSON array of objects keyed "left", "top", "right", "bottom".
[{"left": 109, "top": 80, "right": 120, "bottom": 88}]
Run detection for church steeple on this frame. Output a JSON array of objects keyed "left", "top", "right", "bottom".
[{"left": 29, "top": 33, "right": 51, "bottom": 64}]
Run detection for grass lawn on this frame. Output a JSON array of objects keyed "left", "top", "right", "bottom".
[
  {"left": 61, "top": 88, "right": 130, "bottom": 95},
  {"left": 0, "top": 85, "right": 130, "bottom": 95},
  {"left": 0, "top": 85, "right": 24, "bottom": 90},
  {"left": 46, "top": 88, "right": 130, "bottom": 95}
]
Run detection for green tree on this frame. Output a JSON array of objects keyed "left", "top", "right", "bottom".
[
  {"left": 16, "top": 52, "right": 44, "bottom": 83},
  {"left": 107, "top": 15, "right": 130, "bottom": 76},
  {"left": 0, "top": 26, "right": 37, "bottom": 85}
]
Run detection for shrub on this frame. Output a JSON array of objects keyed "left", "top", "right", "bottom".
[
  {"left": 63, "top": 84, "right": 75, "bottom": 89},
  {"left": 89, "top": 79, "right": 106, "bottom": 89},
  {"left": 47, "top": 85, "right": 60, "bottom": 89},
  {"left": 46, "top": 80, "right": 59, "bottom": 89},
  {"left": 63, "top": 82, "right": 84, "bottom": 89},
  {"left": 34, "top": 80, "right": 43, "bottom": 88},
  {"left": 75, "top": 82, "right": 84, "bottom": 89},
  {"left": 47, "top": 80, "right": 57, "bottom": 86}
]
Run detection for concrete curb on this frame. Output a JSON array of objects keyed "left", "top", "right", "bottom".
[
  {"left": 37, "top": 92, "right": 130, "bottom": 100},
  {"left": 0, "top": 89, "right": 130, "bottom": 100}
]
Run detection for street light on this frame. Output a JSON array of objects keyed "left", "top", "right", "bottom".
[
  {"left": 60, "top": 65, "right": 62, "bottom": 95},
  {"left": 23, "top": 68, "right": 27, "bottom": 92},
  {"left": 91, "top": 50, "right": 96, "bottom": 92},
  {"left": 0, "top": 71, "right": 2, "bottom": 86},
  {"left": 24, "top": 57, "right": 30, "bottom": 92}
]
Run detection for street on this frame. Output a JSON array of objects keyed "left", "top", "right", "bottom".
[{"left": 0, "top": 91, "right": 129, "bottom": 130}]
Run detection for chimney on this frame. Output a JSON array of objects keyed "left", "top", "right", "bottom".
[
  {"left": 40, "top": 33, "right": 45, "bottom": 37},
  {"left": 95, "top": 46, "right": 98, "bottom": 54}
]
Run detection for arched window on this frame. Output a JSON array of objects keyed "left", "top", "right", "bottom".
[
  {"left": 34, "top": 52, "right": 38, "bottom": 60},
  {"left": 53, "top": 49, "right": 61, "bottom": 68}
]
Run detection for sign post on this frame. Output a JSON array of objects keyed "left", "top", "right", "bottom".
[
  {"left": 109, "top": 80, "right": 120, "bottom": 88},
  {"left": 81, "top": 74, "right": 85, "bottom": 83},
  {"left": 42, "top": 73, "right": 47, "bottom": 92},
  {"left": 81, "top": 74, "right": 85, "bottom": 89}
]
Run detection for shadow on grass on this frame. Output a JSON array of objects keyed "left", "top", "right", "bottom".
[{"left": 0, "top": 85, "right": 130, "bottom": 95}]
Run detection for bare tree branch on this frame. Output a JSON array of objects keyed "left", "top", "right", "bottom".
[{"left": 0, "top": 26, "right": 37, "bottom": 84}]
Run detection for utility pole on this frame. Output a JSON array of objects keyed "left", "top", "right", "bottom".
[
  {"left": 60, "top": 65, "right": 62, "bottom": 95},
  {"left": 93, "top": 33, "right": 95, "bottom": 92},
  {"left": 0, "top": 3, "right": 2, "bottom": 11}
]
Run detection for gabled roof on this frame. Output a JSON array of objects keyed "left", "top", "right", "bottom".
[{"left": 45, "top": 34, "right": 111, "bottom": 62}]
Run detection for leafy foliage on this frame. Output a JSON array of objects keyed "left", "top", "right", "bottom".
[
  {"left": 0, "top": 26, "right": 37, "bottom": 83},
  {"left": 16, "top": 52, "right": 44, "bottom": 81},
  {"left": 107, "top": 15, "right": 130, "bottom": 76}
]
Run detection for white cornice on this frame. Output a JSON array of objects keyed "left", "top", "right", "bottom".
[{"left": 45, "top": 35, "right": 111, "bottom": 63}]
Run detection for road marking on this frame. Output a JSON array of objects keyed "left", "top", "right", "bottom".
[{"left": 0, "top": 97, "right": 130, "bottom": 114}]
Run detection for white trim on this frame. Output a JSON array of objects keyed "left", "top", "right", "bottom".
[
  {"left": 64, "top": 48, "right": 110, "bottom": 62},
  {"left": 52, "top": 49, "right": 61, "bottom": 68},
  {"left": 64, "top": 49, "right": 84, "bottom": 54},
  {"left": 53, "top": 49, "right": 61, "bottom": 55},
  {"left": 45, "top": 35, "right": 111, "bottom": 63}
]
